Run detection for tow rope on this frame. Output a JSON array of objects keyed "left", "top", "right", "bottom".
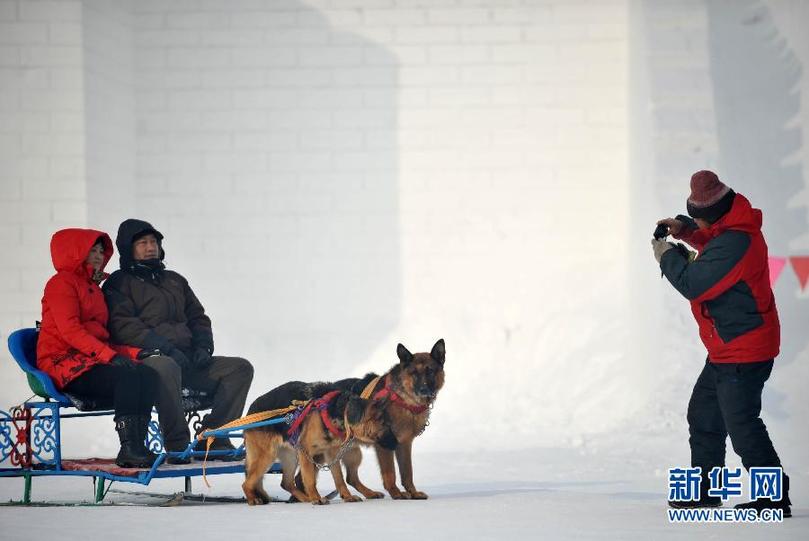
[{"left": 197, "top": 401, "right": 307, "bottom": 487}]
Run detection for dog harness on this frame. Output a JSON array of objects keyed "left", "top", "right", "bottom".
[{"left": 286, "top": 390, "right": 346, "bottom": 446}]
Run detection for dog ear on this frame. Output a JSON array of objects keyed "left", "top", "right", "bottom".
[
  {"left": 397, "top": 343, "right": 413, "bottom": 364},
  {"left": 346, "top": 396, "right": 367, "bottom": 425},
  {"left": 430, "top": 338, "right": 445, "bottom": 365}
]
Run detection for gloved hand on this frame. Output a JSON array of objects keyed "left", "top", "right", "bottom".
[
  {"left": 166, "top": 346, "right": 191, "bottom": 370},
  {"left": 136, "top": 348, "right": 162, "bottom": 360},
  {"left": 656, "top": 218, "right": 684, "bottom": 237},
  {"left": 192, "top": 347, "right": 213, "bottom": 370},
  {"left": 110, "top": 354, "right": 137, "bottom": 370},
  {"left": 652, "top": 238, "right": 675, "bottom": 263}
]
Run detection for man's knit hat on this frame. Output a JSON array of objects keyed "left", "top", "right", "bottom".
[{"left": 686, "top": 170, "right": 735, "bottom": 223}]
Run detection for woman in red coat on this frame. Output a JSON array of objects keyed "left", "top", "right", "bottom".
[{"left": 37, "top": 228, "right": 159, "bottom": 468}]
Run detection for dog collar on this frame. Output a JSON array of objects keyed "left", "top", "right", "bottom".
[{"left": 374, "top": 375, "right": 430, "bottom": 414}]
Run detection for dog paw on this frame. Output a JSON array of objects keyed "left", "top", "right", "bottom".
[
  {"left": 364, "top": 491, "right": 385, "bottom": 499},
  {"left": 312, "top": 497, "right": 330, "bottom": 505},
  {"left": 342, "top": 495, "right": 363, "bottom": 503},
  {"left": 390, "top": 491, "right": 412, "bottom": 500},
  {"left": 408, "top": 491, "right": 428, "bottom": 500}
]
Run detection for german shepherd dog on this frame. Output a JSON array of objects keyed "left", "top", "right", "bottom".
[
  {"left": 242, "top": 381, "right": 388, "bottom": 505},
  {"left": 334, "top": 339, "right": 445, "bottom": 500}
]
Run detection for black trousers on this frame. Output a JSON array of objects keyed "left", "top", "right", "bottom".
[
  {"left": 687, "top": 359, "right": 781, "bottom": 472},
  {"left": 140, "top": 355, "right": 253, "bottom": 449},
  {"left": 64, "top": 364, "right": 158, "bottom": 418}
]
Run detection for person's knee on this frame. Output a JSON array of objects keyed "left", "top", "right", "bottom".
[
  {"left": 232, "top": 357, "right": 254, "bottom": 383},
  {"left": 143, "top": 355, "right": 182, "bottom": 380}
]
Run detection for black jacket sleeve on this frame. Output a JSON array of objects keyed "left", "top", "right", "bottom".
[
  {"left": 659, "top": 230, "right": 750, "bottom": 301},
  {"left": 181, "top": 276, "right": 214, "bottom": 353}
]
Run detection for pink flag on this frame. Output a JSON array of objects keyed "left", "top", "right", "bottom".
[
  {"left": 768, "top": 257, "right": 787, "bottom": 287},
  {"left": 789, "top": 256, "right": 809, "bottom": 291}
]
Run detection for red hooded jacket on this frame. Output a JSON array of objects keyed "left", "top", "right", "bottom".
[
  {"left": 661, "top": 194, "right": 780, "bottom": 363},
  {"left": 36, "top": 229, "right": 140, "bottom": 389}
]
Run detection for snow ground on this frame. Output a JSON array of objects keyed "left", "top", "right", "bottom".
[{"left": 1, "top": 444, "right": 804, "bottom": 540}]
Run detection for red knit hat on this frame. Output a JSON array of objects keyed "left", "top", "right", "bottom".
[
  {"left": 688, "top": 170, "right": 730, "bottom": 207},
  {"left": 687, "top": 170, "right": 735, "bottom": 223}
]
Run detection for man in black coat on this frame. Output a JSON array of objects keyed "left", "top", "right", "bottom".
[{"left": 103, "top": 219, "right": 253, "bottom": 462}]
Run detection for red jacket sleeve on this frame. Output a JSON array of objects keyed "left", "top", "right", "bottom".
[{"left": 44, "top": 275, "right": 118, "bottom": 363}]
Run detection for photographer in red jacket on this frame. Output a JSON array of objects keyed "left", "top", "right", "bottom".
[
  {"left": 37, "top": 228, "right": 158, "bottom": 468},
  {"left": 652, "top": 171, "right": 790, "bottom": 515}
]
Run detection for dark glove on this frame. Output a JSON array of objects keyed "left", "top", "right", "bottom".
[
  {"left": 110, "top": 354, "right": 137, "bottom": 370},
  {"left": 136, "top": 348, "right": 162, "bottom": 360},
  {"left": 166, "top": 346, "right": 191, "bottom": 370},
  {"left": 192, "top": 347, "right": 213, "bottom": 369}
]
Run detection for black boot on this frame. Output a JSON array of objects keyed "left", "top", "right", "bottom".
[
  {"left": 115, "top": 416, "right": 157, "bottom": 468},
  {"left": 734, "top": 473, "right": 792, "bottom": 518}
]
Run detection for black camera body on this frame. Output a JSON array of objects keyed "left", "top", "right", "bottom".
[{"left": 653, "top": 223, "right": 670, "bottom": 240}]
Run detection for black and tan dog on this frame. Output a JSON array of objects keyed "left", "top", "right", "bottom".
[
  {"left": 335, "top": 338, "right": 446, "bottom": 500},
  {"left": 242, "top": 381, "right": 388, "bottom": 505}
]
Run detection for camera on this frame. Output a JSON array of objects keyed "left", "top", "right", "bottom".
[{"left": 653, "top": 223, "right": 670, "bottom": 240}]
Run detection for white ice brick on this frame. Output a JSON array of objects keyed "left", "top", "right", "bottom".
[
  {"left": 0, "top": 45, "right": 19, "bottom": 65},
  {"left": 134, "top": 13, "right": 165, "bottom": 30},
  {"left": 20, "top": 45, "right": 81, "bottom": 66},
  {"left": 365, "top": 44, "right": 424, "bottom": 66},
  {"left": 492, "top": 7, "right": 552, "bottom": 24},
  {"left": 19, "top": 89, "right": 82, "bottom": 111},
  {"left": 136, "top": 29, "right": 200, "bottom": 46},
  {"left": 21, "top": 179, "right": 86, "bottom": 201},
  {"left": 48, "top": 22, "right": 81, "bottom": 45},
  {"left": 233, "top": 88, "right": 297, "bottom": 109},
  {"left": 0, "top": 22, "right": 48, "bottom": 44},
  {"left": 394, "top": 26, "right": 458, "bottom": 44},
  {"left": 51, "top": 199, "right": 86, "bottom": 222},
  {"left": 364, "top": 9, "right": 426, "bottom": 26},
  {"left": 399, "top": 65, "right": 459, "bottom": 85},
  {"left": 319, "top": 9, "right": 362, "bottom": 27},
  {"left": 460, "top": 26, "right": 521, "bottom": 43},
  {"left": 490, "top": 43, "right": 556, "bottom": 64},
  {"left": 167, "top": 47, "right": 230, "bottom": 68},
  {"left": 230, "top": 11, "right": 296, "bottom": 28},
  {"left": 50, "top": 111, "right": 82, "bottom": 132},
  {"left": 199, "top": 29, "right": 262, "bottom": 46},
  {"left": 460, "top": 65, "right": 523, "bottom": 85},
  {"left": 19, "top": 1, "right": 81, "bottom": 22},
  {"left": 230, "top": 46, "right": 296, "bottom": 67},
  {"left": 201, "top": 69, "right": 265, "bottom": 88},
  {"left": 428, "top": 8, "right": 489, "bottom": 25},
  {"left": 333, "top": 67, "right": 397, "bottom": 86},
  {"left": 165, "top": 12, "right": 222, "bottom": 29},
  {"left": 168, "top": 90, "right": 233, "bottom": 111},
  {"left": 428, "top": 44, "right": 489, "bottom": 64},
  {"left": 0, "top": 111, "right": 47, "bottom": 132},
  {"left": 298, "top": 46, "right": 363, "bottom": 67},
  {"left": 233, "top": 131, "right": 296, "bottom": 152},
  {"left": 0, "top": 1, "right": 16, "bottom": 21},
  {"left": 49, "top": 67, "right": 82, "bottom": 89}
]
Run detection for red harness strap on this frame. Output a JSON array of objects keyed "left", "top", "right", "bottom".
[
  {"left": 373, "top": 376, "right": 429, "bottom": 414},
  {"left": 286, "top": 390, "right": 346, "bottom": 441}
]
